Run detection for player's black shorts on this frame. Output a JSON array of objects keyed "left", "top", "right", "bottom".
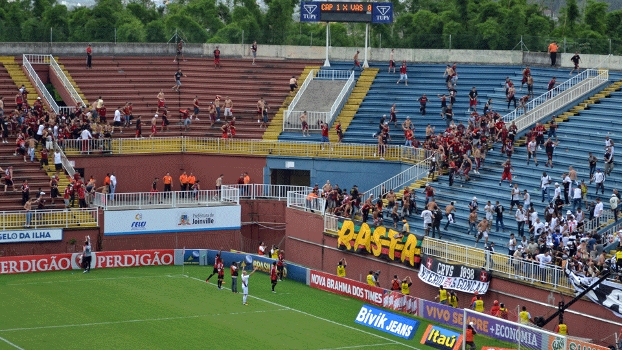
[
  {"left": 212, "top": 267, "right": 218, "bottom": 274},
  {"left": 277, "top": 265, "right": 284, "bottom": 272}
]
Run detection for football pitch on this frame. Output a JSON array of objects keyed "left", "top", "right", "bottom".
[{"left": 0, "top": 265, "right": 513, "bottom": 350}]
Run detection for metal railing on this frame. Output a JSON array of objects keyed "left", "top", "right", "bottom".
[
  {"left": 220, "top": 185, "right": 240, "bottom": 204},
  {"left": 57, "top": 137, "right": 428, "bottom": 163},
  {"left": 364, "top": 152, "right": 434, "bottom": 200},
  {"left": 422, "top": 237, "right": 571, "bottom": 290},
  {"left": 52, "top": 141, "right": 76, "bottom": 177},
  {"left": 22, "top": 54, "right": 60, "bottom": 114},
  {"left": 284, "top": 70, "right": 354, "bottom": 131},
  {"left": 287, "top": 191, "right": 326, "bottom": 215},
  {"left": 226, "top": 184, "right": 315, "bottom": 200},
  {"left": 0, "top": 208, "right": 98, "bottom": 230},
  {"left": 584, "top": 208, "right": 615, "bottom": 232},
  {"left": 503, "top": 68, "right": 609, "bottom": 133},
  {"left": 322, "top": 215, "right": 570, "bottom": 289},
  {"left": 49, "top": 55, "right": 86, "bottom": 108},
  {"left": 284, "top": 69, "right": 316, "bottom": 129},
  {"left": 92, "top": 190, "right": 233, "bottom": 210}
]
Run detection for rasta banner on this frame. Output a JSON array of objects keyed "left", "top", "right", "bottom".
[{"left": 336, "top": 218, "right": 423, "bottom": 268}]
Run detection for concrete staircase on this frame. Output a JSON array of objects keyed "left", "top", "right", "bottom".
[
  {"left": 54, "top": 57, "right": 89, "bottom": 106},
  {"left": 328, "top": 68, "right": 379, "bottom": 143},
  {"left": 0, "top": 56, "right": 40, "bottom": 106},
  {"left": 263, "top": 66, "right": 320, "bottom": 141}
]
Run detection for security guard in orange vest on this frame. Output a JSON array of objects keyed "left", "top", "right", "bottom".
[
  {"left": 390, "top": 275, "right": 400, "bottom": 291},
  {"left": 465, "top": 322, "right": 477, "bottom": 350}
]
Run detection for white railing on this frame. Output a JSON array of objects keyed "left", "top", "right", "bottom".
[
  {"left": 364, "top": 152, "right": 434, "bottom": 200},
  {"left": 52, "top": 141, "right": 76, "bottom": 177},
  {"left": 0, "top": 208, "right": 98, "bottom": 229},
  {"left": 225, "top": 184, "right": 315, "bottom": 200},
  {"left": 220, "top": 185, "right": 240, "bottom": 204},
  {"left": 324, "top": 213, "right": 340, "bottom": 232},
  {"left": 421, "top": 237, "right": 571, "bottom": 289},
  {"left": 284, "top": 69, "right": 316, "bottom": 129},
  {"left": 284, "top": 69, "right": 354, "bottom": 131},
  {"left": 503, "top": 68, "right": 609, "bottom": 132},
  {"left": 584, "top": 209, "right": 615, "bottom": 232},
  {"left": 287, "top": 191, "right": 326, "bottom": 215},
  {"left": 49, "top": 55, "right": 85, "bottom": 108},
  {"left": 56, "top": 137, "right": 428, "bottom": 163},
  {"left": 92, "top": 190, "right": 232, "bottom": 210},
  {"left": 24, "top": 54, "right": 86, "bottom": 113},
  {"left": 22, "top": 54, "right": 60, "bottom": 114}
]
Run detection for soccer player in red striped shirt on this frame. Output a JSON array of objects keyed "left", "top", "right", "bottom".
[{"left": 270, "top": 261, "right": 278, "bottom": 293}]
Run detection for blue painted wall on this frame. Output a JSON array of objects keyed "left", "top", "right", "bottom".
[{"left": 264, "top": 157, "right": 410, "bottom": 191}]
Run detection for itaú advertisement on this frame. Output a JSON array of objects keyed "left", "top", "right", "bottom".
[
  {"left": 0, "top": 249, "right": 174, "bottom": 274},
  {"left": 104, "top": 206, "right": 241, "bottom": 235},
  {"left": 354, "top": 304, "right": 419, "bottom": 340}
]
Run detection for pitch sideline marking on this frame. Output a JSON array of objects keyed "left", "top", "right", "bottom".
[
  {"left": 0, "top": 335, "right": 25, "bottom": 350},
  {"left": 187, "top": 276, "right": 422, "bottom": 350},
  {"left": 0, "top": 309, "right": 286, "bottom": 333},
  {"left": 318, "top": 343, "right": 395, "bottom": 350}
]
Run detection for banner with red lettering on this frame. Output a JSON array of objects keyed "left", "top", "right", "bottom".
[
  {"left": 309, "top": 270, "right": 419, "bottom": 315},
  {"left": 0, "top": 250, "right": 175, "bottom": 275}
]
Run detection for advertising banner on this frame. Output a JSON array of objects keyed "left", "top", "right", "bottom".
[
  {"left": 0, "top": 249, "right": 174, "bottom": 274},
  {"left": 336, "top": 218, "right": 423, "bottom": 268},
  {"left": 566, "top": 266, "right": 622, "bottom": 318},
  {"left": 382, "top": 290, "right": 419, "bottom": 316},
  {"left": 420, "top": 300, "right": 545, "bottom": 349},
  {"left": 420, "top": 324, "right": 463, "bottom": 350},
  {"left": 418, "top": 255, "right": 492, "bottom": 294},
  {"left": 354, "top": 304, "right": 419, "bottom": 340},
  {"left": 206, "top": 250, "right": 309, "bottom": 284},
  {"left": 0, "top": 228, "right": 62, "bottom": 244},
  {"left": 566, "top": 338, "right": 610, "bottom": 350},
  {"left": 104, "top": 206, "right": 241, "bottom": 235},
  {"left": 310, "top": 269, "right": 385, "bottom": 305}
]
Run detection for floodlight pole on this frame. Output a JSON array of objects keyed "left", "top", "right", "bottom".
[
  {"left": 324, "top": 23, "right": 330, "bottom": 67},
  {"left": 363, "top": 23, "right": 369, "bottom": 68}
]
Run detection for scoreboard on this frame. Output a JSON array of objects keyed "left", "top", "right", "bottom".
[{"left": 301, "top": 2, "right": 393, "bottom": 23}]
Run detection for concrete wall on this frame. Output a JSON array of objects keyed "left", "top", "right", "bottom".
[
  {"left": 265, "top": 156, "right": 409, "bottom": 190},
  {"left": 2, "top": 43, "right": 620, "bottom": 70},
  {"left": 284, "top": 207, "right": 621, "bottom": 347}
]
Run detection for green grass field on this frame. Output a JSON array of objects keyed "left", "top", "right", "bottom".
[{"left": 0, "top": 265, "right": 515, "bottom": 350}]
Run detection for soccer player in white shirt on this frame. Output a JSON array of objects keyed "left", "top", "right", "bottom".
[{"left": 241, "top": 267, "right": 258, "bottom": 305}]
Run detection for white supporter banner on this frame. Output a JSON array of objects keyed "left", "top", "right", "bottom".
[
  {"left": 104, "top": 206, "right": 242, "bottom": 235},
  {"left": 0, "top": 229, "right": 63, "bottom": 244},
  {"left": 418, "top": 256, "right": 491, "bottom": 294}
]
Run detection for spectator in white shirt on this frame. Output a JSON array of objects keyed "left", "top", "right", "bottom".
[
  {"left": 552, "top": 183, "right": 561, "bottom": 202},
  {"left": 572, "top": 187, "right": 582, "bottom": 212},
  {"left": 536, "top": 250, "right": 552, "bottom": 282},
  {"left": 591, "top": 169, "right": 605, "bottom": 195},
  {"left": 109, "top": 173, "right": 117, "bottom": 201},
  {"left": 541, "top": 172, "right": 552, "bottom": 202},
  {"left": 523, "top": 190, "right": 530, "bottom": 208},
  {"left": 594, "top": 197, "right": 604, "bottom": 226},
  {"left": 420, "top": 209, "right": 433, "bottom": 236},
  {"left": 515, "top": 204, "right": 526, "bottom": 237},
  {"left": 611, "top": 193, "right": 619, "bottom": 222}
]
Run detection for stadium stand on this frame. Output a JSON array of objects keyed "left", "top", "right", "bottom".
[{"left": 58, "top": 56, "right": 316, "bottom": 139}]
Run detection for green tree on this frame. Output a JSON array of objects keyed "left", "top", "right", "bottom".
[
  {"left": 145, "top": 20, "right": 166, "bottom": 42},
  {"left": 117, "top": 17, "right": 145, "bottom": 42},
  {"left": 43, "top": 5, "right": 69, "bottom": 42},
  {"left": 165, "top": 14, "right": 208, "bottom": 43},
  {"left": 584, "top": 0, "right": 608, "bottom": 35},
  {"left": 565, "top": 0, "right": 580, "bottom": 33},
  {"left": 21, "top": 17, "right": 46, "bottom": 41},
  {"left": 265, "top": 0, "right": 294, "bottom": 44}
]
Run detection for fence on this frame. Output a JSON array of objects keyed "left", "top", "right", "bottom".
[
  {"left": 422, "top": 237, "right": 571, "bottom": 290},
  {"left": 49, "top": 55, "right": 86, "bottom": 108},
  {"left": 21, "top": 54, "right": 64, "bottom": 115},
  {"left": 284, "top": 68, "right": 316, "bottom": 130},
  {"left": 92, "top": 190, "right": 231, "bottom": 210},
  {"left": 284, "top": 70, "right": 354, "bottom": 132},
  {"left": 0, "top": 208, "right": 98, "bottom": 229},
  {"left": 584, "top": 208, "right": 615, "bottom": 232},
  {"left": 364, "top": 152, "right": 434, "bottom": 200},
  {"left": 287, "top": 191, "right": 326, "bottom": 215},
  {"left": 225, "top": 184, "right": 314, "bottom": 200},
  {"left": 57, "top": 137, "right": 428, "bottom": 163},
  {"left": 503, "top": 68, "right": 609, "bottom": 133},
  {"left": 220, "top": 185, "right": 240, "bottom": 204}
]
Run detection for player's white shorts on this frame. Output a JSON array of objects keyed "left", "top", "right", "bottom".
[
  {"left": 242, "top": 287, "right": 248, "bottom": 295},
  {"left": 224, "top": 108, "right": 232, "bottom": 117},
  {"left": 400, "top": 74, "right": 408, "bottom": 81}
]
